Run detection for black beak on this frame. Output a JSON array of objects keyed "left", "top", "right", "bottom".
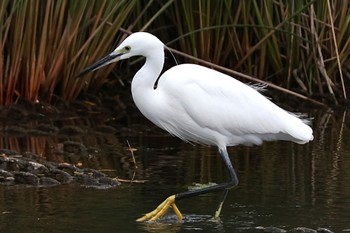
[{"left": 77, "top": 53, "right": 121, "bottom": 78}]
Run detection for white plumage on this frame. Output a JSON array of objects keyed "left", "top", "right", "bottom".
[
  {"left": 78, "top": 32, "right": 313, "bottom": 221},
  {"left": 122, "top": 33, "right": 313, "bottom": 150}
]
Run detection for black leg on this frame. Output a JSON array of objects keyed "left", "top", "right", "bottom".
[
  {"left": 175, "top": 147, "right": 239, "bottom": 200},
  {"left": 137, "top": 146, "right": 239, "bottom": 221}
]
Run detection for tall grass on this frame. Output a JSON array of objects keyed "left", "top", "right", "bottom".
[
  {"left": 0, "top": 0, "right": 136, "bottom": 105},
  {"left": 0, "top": 0, "right": 349, "bottom": 105},
  {"left": 161, "top": 0, "right": 349, "bottom": 104}
]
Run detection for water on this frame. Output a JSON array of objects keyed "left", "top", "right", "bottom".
[{"left": 0, "top": 108, "right": 349, "bottom": 232}]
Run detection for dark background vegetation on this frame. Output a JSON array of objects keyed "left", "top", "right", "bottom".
[{"left": 0, "top": 0, "right": 349, "bottom": 106}]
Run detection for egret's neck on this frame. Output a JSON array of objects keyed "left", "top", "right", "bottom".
[
  {"left": 131, "top": 49, "right": 164, "bottom": 93},
  {"left": 131, "top": 48, "right": 164, "bottom": 115}
]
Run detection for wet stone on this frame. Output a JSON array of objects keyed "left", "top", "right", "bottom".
[
  {"left": 0, "top": 169, "right": 14, "bottom": 184},
  {"left": 0, "top": 157, "right": 20, "bottom": 171},
  {"left": 0, "top": 156, "right": 7, "bottom": 169},
  {"left": 256, "top": 226, "right": 287, "bottom": 233},
  {"left": 48, "top": 169, "right": 73, "bottom": 184},
  {"left": 0, "top": 169, "right": 13, "bottom": 178},
  {"left": 97, "top": 177, "right": 120, "bottom": 186},
  {"left": 4, "top": 176, "right": 15, "bottom": 184},
  {"left": 26, "top": 161, "right": 49, "bottom": 175},
  {"left": 40, "top": 177, "right": 61, "bottom": 186},
  {"left": 14, "top": 171, "right": 40, "bottom": 185},
  {"left": 41, "top": 161, "right": 58, "bottom": 170},
  {"left": 0, "top": 154, "right": 120, "bottom": 188},
  {"left": 57, "top": 163, "right": 80, "bottom": 175},
  {"left": 14, "top": 159, "right": 29, "bottom": 171},
  {"left": 82, "top": 168, "right": 106, "bottom": 178},
  {"left": 316, "top": 229, "right": 334, "bottom": 233},
  {"left": 290, "top": 227, "right": 317, "bottom": 233},
  {"left": 74, "top": 172, "right": 98, "bottom": 186}
]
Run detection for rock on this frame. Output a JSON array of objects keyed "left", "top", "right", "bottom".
[
  {"left": 97, "top": 177, "right": 120, "bottom": 186},
  {"left": 14, "top": 158, "right": 30, "bottom": 171},
  {"left": 316, "top": 228, "right": 334, "bottom": 233},
  {"left": 0, "top": 156, "right": 21, "bottom": 171},
  {"left": 256, "top": 226, "right": 287, "bottom": 233},
  {"left": 0, "top": 169, "right": 14, "bottom": 184},
  {"left": 13, "top": 171, "right": 40, "bottom": 185},
  {"left": 82, "top": 168, "right": 106, "bottom": 178},
  {"left": 74, "top": 172, "right": 98, "bottom": 186},
  {"left": 57, "top": 163, "right": 80, "bottom": 175},
  {"left": 290, "top": 227, "right": 317, "bottom": 233},
  {"left": 0, "top": 169, "right": 13, "bottom": 177},
  {"left": 0, "top": 152, "right": 119, "bottom": 189},
  {"left": 26, "top": 161, "right": 49, "bottom": 175},
  {"left": 48, "top": 169, "right": 73, "bottom": 184},
  {"left": 40, "top": 177, "right": 60, "bottom": 186}
]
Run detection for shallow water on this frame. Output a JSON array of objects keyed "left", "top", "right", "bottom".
[{"left": 0, "top": 108, "right": 349, "bottom": 232}]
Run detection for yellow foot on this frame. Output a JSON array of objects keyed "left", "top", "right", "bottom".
[{"left": 136, "top": 195, "right": 183, "bottom": 222}]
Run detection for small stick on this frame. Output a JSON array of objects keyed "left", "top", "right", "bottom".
[
  {"left": 126, "top": 140, "right": 138, "bottom": 169},
  {"left": 114, "top": 177, "right": 147, "bottom": 184}
]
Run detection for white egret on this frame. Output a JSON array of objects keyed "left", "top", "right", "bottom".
[{"left": 78, "top": 32, "right": 313, "bottom": 222}]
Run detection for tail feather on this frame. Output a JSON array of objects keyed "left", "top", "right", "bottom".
[{"left": 284, "top": 112, "right": 314, "bottom": 144}]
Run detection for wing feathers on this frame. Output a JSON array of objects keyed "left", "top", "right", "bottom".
[{"left": 156, "top": 64, "right": 313, "bottom": 146}]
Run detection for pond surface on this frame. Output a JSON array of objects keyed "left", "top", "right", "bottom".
[{"left": 0, "top": 105, "right": 349, "bottom": 233}]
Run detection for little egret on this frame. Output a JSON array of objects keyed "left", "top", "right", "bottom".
[{"left": 78, "top": 32, "right": 313, "bottom": 222}]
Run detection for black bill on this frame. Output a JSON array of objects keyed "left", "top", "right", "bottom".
[{"left": 77, "top": 53, "right": 121, "bottom": 78}]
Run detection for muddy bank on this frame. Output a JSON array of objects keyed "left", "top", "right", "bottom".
[
  {"left": 0, "top": 151, "right": 120, "bottom": 188},
  {"left": 0, "top": 95, "right": 129, "bottom": 188}
]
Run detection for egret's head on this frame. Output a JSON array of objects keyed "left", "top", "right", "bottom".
[
  {"left": 115, "top": 32, "right": 164, "bottom": 59},
  {"left": 77, "top": 32, "right": 164, "bottom": 77}
]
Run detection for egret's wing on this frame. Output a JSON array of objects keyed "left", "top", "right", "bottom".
[{"left": 158, "top": 64, "right": 312, "bottom": 146}]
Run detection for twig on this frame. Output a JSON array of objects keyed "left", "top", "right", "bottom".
[
  {"left": 113, "top": 177, "right": 148, "bottom": 184},
  {"left": 126, "top": 140, "right": 138, "bottom": 169}
]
